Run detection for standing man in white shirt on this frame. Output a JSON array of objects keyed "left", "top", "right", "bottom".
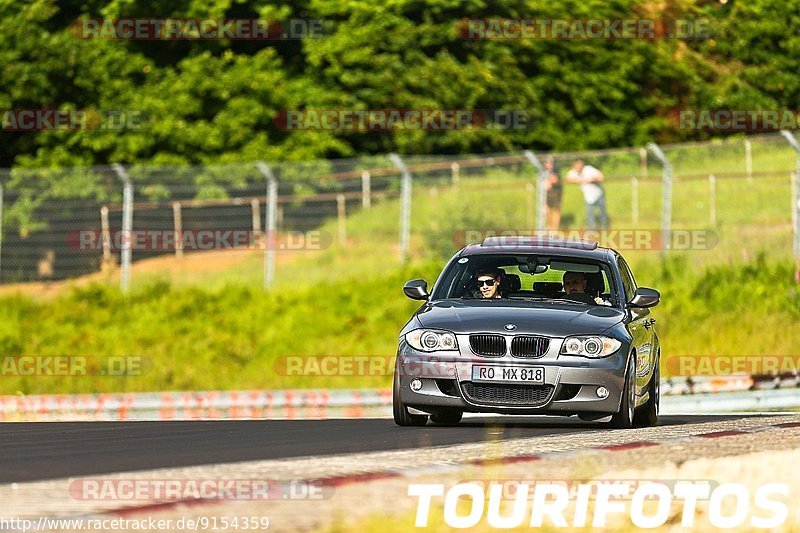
[{"left": 566, "top": 159, "right": 609, "bottom": 230}]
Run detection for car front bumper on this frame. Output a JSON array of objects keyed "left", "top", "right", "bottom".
[{"left": 396, "top": 337, "right": 630, "bottom": 416}]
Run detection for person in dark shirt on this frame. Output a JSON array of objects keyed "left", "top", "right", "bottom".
[
  {"left": 562, "top": 271, "right": 612, "bottom": 306},
  {"left": 544, "top": 156, "right": 562, "bottom": 230}
]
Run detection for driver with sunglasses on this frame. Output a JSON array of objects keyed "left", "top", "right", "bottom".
[{"left": 476, "top": 268, "right": 503, "bottom": 298}]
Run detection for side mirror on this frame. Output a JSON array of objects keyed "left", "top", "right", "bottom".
[
  {"left": 403, "top": 279, "right": 429, "bottom": 300},
  {"left": 628, "top": 287, "right": 660, "bottom": 308}
]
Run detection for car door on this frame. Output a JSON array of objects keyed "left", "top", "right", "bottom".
[{"left": 616, "top": 256, "right": 654, "bottom": 396}]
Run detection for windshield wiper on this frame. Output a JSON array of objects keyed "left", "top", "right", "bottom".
[
  {"left": 508, "top": 296, "right": 590, "bottom": 305},
  {"left": 546, "top": 298, "right": 590, "bottom": 305}
]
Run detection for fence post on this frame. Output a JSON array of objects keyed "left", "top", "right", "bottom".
[
  {"left": 646, "top": 143, "right": 672, "bottom": 251},
  {"left": 0, "top": 182, "right": 3, "bottom": 285},
  {"left": 389, "top": 154, "right": 412, "bottom": 262},
  {"left": 337, "top": 194, "right": 347, "bottom": 245},
  {"left": 522, "top": 150, "right": 546, "bottom": 231},
  {"left": 112, "top": 164, "right": 133, "bottom": 292},
  {"left": 451, "top": 162, "right": 460, "bottom": 185},
  {"left": 251, "top": 198, "right": 261, "bottom": 247},
  {"left": 526, "top": 183, "right": 535, "bottom": 228},
  {"left": 631, "top": 176, "right": 639, "bottom": 225},
  {"left": 639, "top": 147, "right": 648, "bottom": 181},
  {"left": 708, "top": 174, "right": 717, "bottom": 226},
  {"left": 779, "top": 131, "right": 800, "bottom": 260},
  {"left": 100, "top": 206, "right": 111, "bottom": 265},
  {"left": 172, "top": 202, "right": 183, "bottom": 258},
  {"left": 256, "top": 161, "right": 278, "bottom": 289},
  {"left": 744, "top": 139, "right": 753, "bottom": 184},
  {"left": 792, "top": 173, "right": 797, "bottom": 247},
  {"left": 361, "top": 171, "right": 371, "bottom": 208}
]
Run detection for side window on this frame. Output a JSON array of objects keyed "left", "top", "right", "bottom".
[
  {"left": 601, "top": 271, "right": 611, "bottom": 294},
  {"left": 617, "top": 256, "right": 637, "bottom": 302}
]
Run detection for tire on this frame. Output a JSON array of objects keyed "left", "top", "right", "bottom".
[
  {"left": 392, "top": 362, "right": 428, "bottom": 427},
  {"left": 609, "top": 354, "right": 636, "bottom": 429},
  {"left": 635, "top": 353, "right": 659, "bottom": 427},
  {"left": 430, "top": 409, "right": 463, "bottom": 425}
]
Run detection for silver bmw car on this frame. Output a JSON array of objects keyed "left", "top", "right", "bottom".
[{"left": 393, "top": 237, "right": 661, "bottom": 428}]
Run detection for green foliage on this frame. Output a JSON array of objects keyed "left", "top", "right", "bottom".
[{"left": 0, "top": 0, "right": 794, "bottom": 168}]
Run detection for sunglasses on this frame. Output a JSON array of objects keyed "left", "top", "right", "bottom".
[{"left": 477, "top": 278, "right": 496, "bottom": 287}]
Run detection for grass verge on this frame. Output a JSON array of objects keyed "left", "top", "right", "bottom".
[{"left": 0, "top": 255, "right": 797, "bottom": 395}]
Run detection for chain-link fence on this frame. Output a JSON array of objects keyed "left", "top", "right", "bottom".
[
  {"left": 658, "top": 134, "right": 798, "bottom": 261},
  {"left": 0, "top": 132, "right": 798, "bottom": 292}
]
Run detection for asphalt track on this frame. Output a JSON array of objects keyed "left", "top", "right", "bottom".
[{"left": 0, "top": 415, "right": 744, "bottom": 484}]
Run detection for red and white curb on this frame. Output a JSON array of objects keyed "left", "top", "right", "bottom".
[{"left": 0, "top": 389, "right": 392, "bottom": 421}]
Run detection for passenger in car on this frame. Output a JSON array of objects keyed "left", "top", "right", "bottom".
[
  {"left": 476, "top": 268, "right": 503, "bottom": 299},
  {"left": 562, "top": 271, "right": 611, "bottom": 306}
]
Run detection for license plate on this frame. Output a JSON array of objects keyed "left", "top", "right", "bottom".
[{"left": 471, "top": 365, "right": 544, "bottom": 384}]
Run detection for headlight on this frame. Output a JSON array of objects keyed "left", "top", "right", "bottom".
[
  {"left": 405, "top": 329, "right": 459, "bottom": 352},
  {"left": 560, "top": 336, "right": 621, "bottom": 358}
]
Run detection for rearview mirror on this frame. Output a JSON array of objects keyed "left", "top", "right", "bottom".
[
  {"left": 519, "top": 261, "right": 548, "bottom": 274},
  {"left": 403, "top": 279, "right": 429, "bottom": 300},
  {"left": 628, "top": 287, "right": 660, "bottom": 308}
]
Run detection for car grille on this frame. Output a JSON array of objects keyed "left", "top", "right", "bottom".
[
  {"left": 461, "top": 382, "right": 554, "bottom": 406},
  {"left": 469, "top": 335, "right": 506, "bottom": 357},
  {"left": 510, "top": 336, "right": 550, "bottom": 358}
]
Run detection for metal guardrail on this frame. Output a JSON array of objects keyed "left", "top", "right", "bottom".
[
  {"left": 2, "top": 375, "right": 798, "bottom": 421},
  {"left": 663, "top": 388, "right": 800, "bottom": 414}
]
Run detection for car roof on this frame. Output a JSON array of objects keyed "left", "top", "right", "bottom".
[{"left": 457, "top": 236, "right": 617, "bottom": 261}]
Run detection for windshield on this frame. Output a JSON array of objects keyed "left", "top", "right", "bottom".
[{"left": 431, "top": 254, "right": 620, "bottom": 307}]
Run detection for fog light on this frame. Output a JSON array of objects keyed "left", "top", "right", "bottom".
[
  {"left": 410, "top": 379, "right": 422, "bottom": 391},
  {"left": 596, "top": 386, "right": 609, "bottom": 398}
]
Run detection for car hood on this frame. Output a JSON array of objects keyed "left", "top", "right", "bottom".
[{"left": 416, "top": 299, "right": 624, "bottom": 336}]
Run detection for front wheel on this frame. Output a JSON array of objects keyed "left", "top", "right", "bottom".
[
  {"left": 392, "top": 362, "right": 428, "bottom": 427},
  {"left": 635, "top": 354, "right": 659, "bottom": 427},
  {"left": 609, "top": 354, "right": 636, "bottom": 429}
]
